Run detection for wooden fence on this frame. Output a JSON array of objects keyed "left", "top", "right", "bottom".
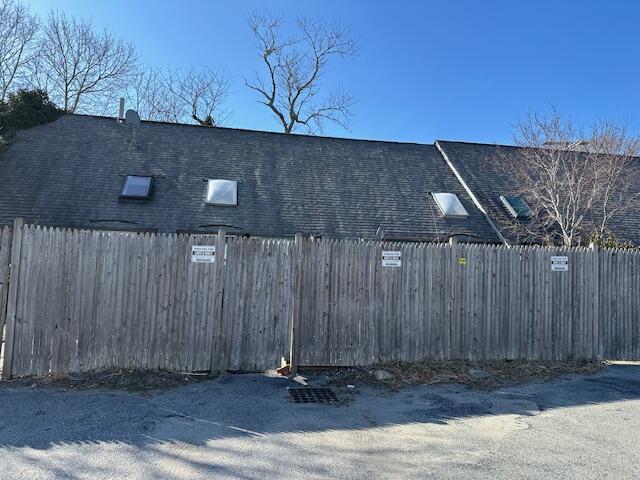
[
  {"left": 1, "top": 223, "right": 293, "bottom": 378},
  {"left": 297, "top": 240, "right": 603, "bottom": 365},
  {"left": 1, "top": 221, "right": 639, "bottom": 378}
]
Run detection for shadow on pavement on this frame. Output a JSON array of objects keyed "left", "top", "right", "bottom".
[{"left": 0, "top": 364, "right": 638, "bottom": 451}]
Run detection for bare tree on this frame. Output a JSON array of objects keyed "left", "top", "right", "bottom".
[
  {"left": 167, "top": 67, "right": 230, "bottom": 126},
  {"left": 495, "top": 110, "right": 640, "bottom": 246},
  {"left": 0, "top": 0, "right": 39, "bottom": 102},
  {"left": 125, "top": 66, "right": 176, "bottom": 122},
  {"left": 246, "top": 13, "right": 357, "bottom": 134},
  {"left": 123, "top": 66, "right": 230, "bottom": 126},
  {"left": 32, "top": 11, "right": 137, "bottom": 113},
  {"left": 588, "top": 121, "right": 640, "bottom": 239}
]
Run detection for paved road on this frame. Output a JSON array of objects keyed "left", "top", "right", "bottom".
[{"left": 1, "top": 366, "right": 639, "bottom": 479}]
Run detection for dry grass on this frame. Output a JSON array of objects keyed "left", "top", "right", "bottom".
[
  {"left": 1, "top": 368, "right": 214, "bottom": 392},
  {"left": 315, "top": 359, "right": 604, "bottom": 390}
]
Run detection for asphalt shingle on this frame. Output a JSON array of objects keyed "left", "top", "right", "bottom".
[
  {"left": 437, "top": 140, "right": 640, "bottom": 246},
  {"left": 0, "top": 115, "right": 500, "bottom": 242}
]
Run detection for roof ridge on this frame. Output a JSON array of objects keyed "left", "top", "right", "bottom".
[
  {"left": 69, "top": 113, "right": 435, "bottom": 147},
  {"left": 436, "top": 139, "right": 522, "bottom": 149},
  {"left": 437, "top": 138, "right": 640, "bottom": 159}
]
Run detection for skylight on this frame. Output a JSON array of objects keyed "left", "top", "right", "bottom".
[
  {"left": 500, "top": 195, "right": 532, "bottom": 219},
  {"left": 120, "top": 175, "right": 153, "bottom": 200},
  {"left": 206, "top": 179, "right": 237, "bottom": 206},
  {"left": 431, "top": 192, "right": 469, "bottom": 218}
]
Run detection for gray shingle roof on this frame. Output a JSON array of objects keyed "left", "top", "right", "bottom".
[
  {"left": 437, "top": 140, "right": 640, "bottom": 246},
  {"left": 0, "top": 115, "right": 500, "bottom": 242}
]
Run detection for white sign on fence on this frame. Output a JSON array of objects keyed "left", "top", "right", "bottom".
[
  {"left": 382, "top": 251, "right": 402, "bottom": 267},
  {"left": 551, "top": 256, "right": 568, "bottom": 271},
  {"left": 192, "top": 245, "right": 216, "bottom": 263}
]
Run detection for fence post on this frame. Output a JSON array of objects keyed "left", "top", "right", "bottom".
[
  {"left": 0, "top": 227, "right": 13, "bottom": 352},
  {"left": 447, "top": 236, "right": 458, "bottom": 359},
  {"left": 209, "top": 229, "right": 226, "bottom": 374},
  {"left": 289, "top": 233, "right": 304, "bottom": 373},
  {"left": 2, "top": 218, "right": 24, "bottom": 379},
  {"left": 589, "top": 242, "right": 601, "bottom": 359}
]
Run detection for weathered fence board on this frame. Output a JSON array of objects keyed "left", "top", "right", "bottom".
[
  {"left": 216, "top": 236, "right": 294, "bottom": 371},
  {"left": 0, "top": 225, "right": 13, "bottom": 368},
  {"left": 2, "top": 223, "right": 640, "bottom": 378},
  {"left": 0, "top": 226, "right": 12, "bottom": 320}
]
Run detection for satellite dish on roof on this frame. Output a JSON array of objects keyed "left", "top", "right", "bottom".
[
  {"left": 124, "top": 109, "right": 140, "bottom": 130},
  {"left": 124, "top": 109, "right": 141, "bottom": 153}
]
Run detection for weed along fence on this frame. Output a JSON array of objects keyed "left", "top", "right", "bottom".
[{"left": 0, "top": 220, "right": 639, "bottom": 378}]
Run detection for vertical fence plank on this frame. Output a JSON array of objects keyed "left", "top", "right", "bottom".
[
  {"left": 0, "top": 228, "right": 8, "bottom": 371},
  {"left": 289, "top": 234, "right": 303, "bottom": 372},
  {"left": 2, "top": 218, "right": 24, "bottom": 378},
  {"left": 209, "top": 230, "right": 226, "bottom": 372},
  {"left": 0, "top": 226, "right": 13, "bottom": 371}
]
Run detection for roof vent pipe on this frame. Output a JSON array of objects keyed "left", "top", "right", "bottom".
[{"left": 118, "top": 98, "right": 125, "bottom": 122}]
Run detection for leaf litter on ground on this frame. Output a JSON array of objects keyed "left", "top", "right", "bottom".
[
  {"left": 311, "top": 359, "right": 604, "bottom": 391},
  {"left": 1, "top": 368, "right": 215, "bottom": 393}
]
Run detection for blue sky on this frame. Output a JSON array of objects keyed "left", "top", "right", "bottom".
[{"left": 25, "top": 0, "right": 640, "bottom": 144}]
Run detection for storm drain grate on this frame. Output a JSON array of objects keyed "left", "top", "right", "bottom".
[{"left": 288, "top": 387, "right": 338, "bottom": 404}]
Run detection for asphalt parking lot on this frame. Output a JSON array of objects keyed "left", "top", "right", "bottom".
[{"left": 1, "top": 365, "right": 639, "bottom": 479}]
